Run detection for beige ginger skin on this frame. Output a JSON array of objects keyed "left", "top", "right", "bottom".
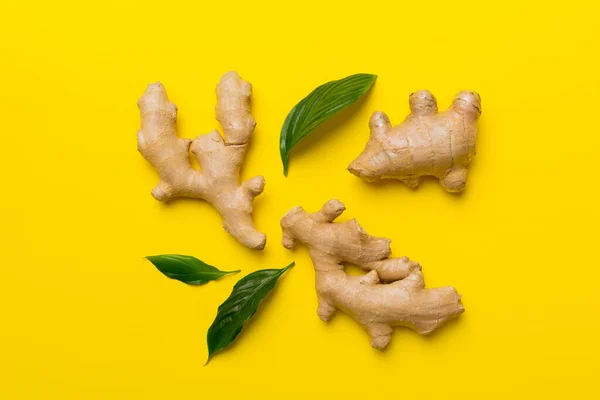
[
  {"left": 281, "top": 199, "right": 464, "bottom": 349},
  {"left": 348, "top": 90, "right": 481, "bottom": 192},
  {"left": 137, "top": 72, "right": 266, "bottom": 249}
]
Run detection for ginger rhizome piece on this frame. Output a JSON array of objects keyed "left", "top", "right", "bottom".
[
  {"left": 281, "top": 199, "right": 464, "bottom": 349},
  {"left": 137, "top": 72, "right": 266, "bottom": 249},
  {"left": 348, "top": 90, "right": 481, "bottom": 192}
]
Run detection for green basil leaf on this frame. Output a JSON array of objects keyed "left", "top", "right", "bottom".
[
  {"left": 145, "top": 254, "right": 239, "bottom": 285},
  {"left": 206, "top": 262, "right": 294, "bottom": 364},
  {"left": 280, "top": 73, "right": 377, "bottom": 175}
]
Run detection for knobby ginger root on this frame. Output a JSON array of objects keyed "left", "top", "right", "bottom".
[
  {"left": 281, "top": 199, "right": 464, "bottom": 349},
  {"left": 348, "top": 90, "right": 481, "bottom": 192},
  {"left": 137, "top": 72, "right": 266, "bottom": 249}
]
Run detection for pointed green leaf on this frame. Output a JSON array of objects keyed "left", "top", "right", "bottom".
[
  {"left": 280, "top": 73, "right": 377, "bottom": 176},
  {"left": 145, "top": 254, "right": 239, "bottom": 285},
  {"left": 206, "top": 262, "right": 294, "bottom": 364}
]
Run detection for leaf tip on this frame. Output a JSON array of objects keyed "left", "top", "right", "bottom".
[
  {"left": 284, "top": 261, "right": 295, "bottom": 271},
  {"left": 282, "top": 158, "right": 289, "bottom": 176},
  {"left": 144, "top": 255, "right": 157, "bottom": 264}
]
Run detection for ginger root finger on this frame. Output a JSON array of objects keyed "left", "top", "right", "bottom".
[
  {"left": 280, "top": 199, "right": 464, "bottom": 349},
  {"left": 348, "top": 90, "right": 481, "bottom": 192},
  {"left": 137, "top": 72, "right": 266, "bottom": 250}
]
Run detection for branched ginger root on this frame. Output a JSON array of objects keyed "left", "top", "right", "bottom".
[
  {"left": 348, "top": 90, "right": 481, "bottom": 192},
  {"left": 281, "top": 199, "right": 464, "bottom": 349},
  {"left": 137, "top": 72, "right": 266, "bottom": 249}
]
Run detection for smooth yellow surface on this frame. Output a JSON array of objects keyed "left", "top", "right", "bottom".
[{"left": 1, "top": 1, "right": 599, "bottom": 398}]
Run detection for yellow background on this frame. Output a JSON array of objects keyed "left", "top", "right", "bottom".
[{"left": 1, "top": 0, "right": 599, "bottom": 398}]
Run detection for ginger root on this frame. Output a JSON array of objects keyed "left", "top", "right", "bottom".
[
  {"left": 348, "top": 90, "right": 481, "bottom": 192},
  {"left": 281, "top": 199, "right": 464, "bottom": 349},
  {"left": 137, "top": 72, "right": 266, "bottom": 249}
]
